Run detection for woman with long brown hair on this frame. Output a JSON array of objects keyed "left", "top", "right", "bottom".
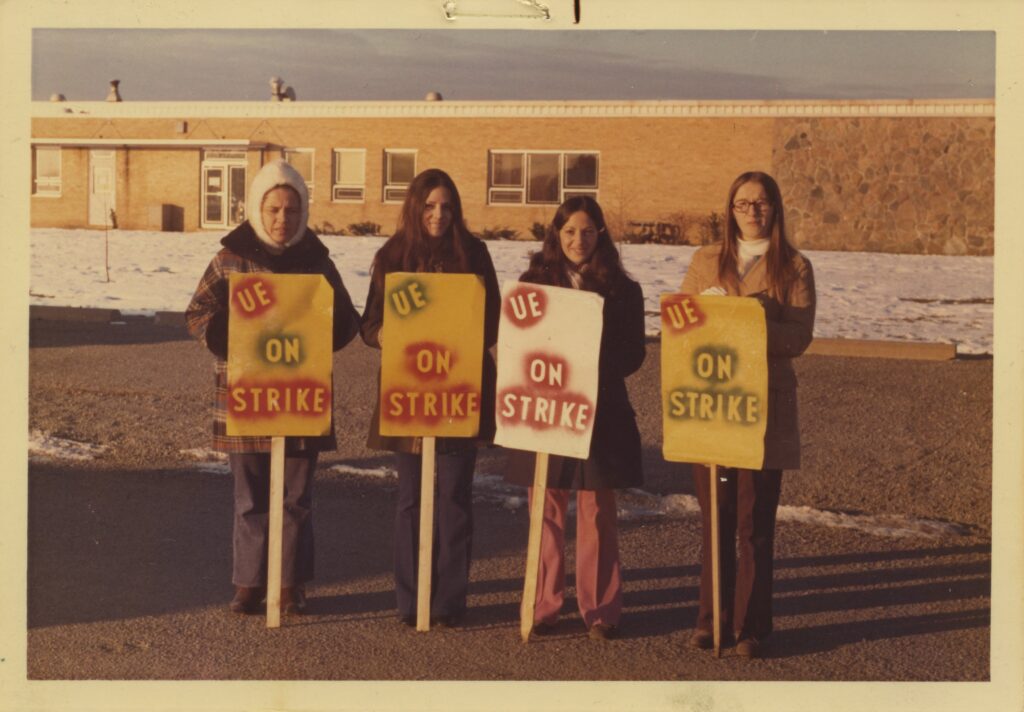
[
  {"left": 504, "top": 195, "right": 646, "bottom": 640},
  {"left": 681, "top": 171, "right": 816, "bottom": 657},
  {"left": 360, "top": 168, "right": 500, "bottom": 628}
]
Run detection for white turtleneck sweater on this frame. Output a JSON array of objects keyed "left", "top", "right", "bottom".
[{"left": 737, "top": 237, "right": 770, "bottom": 279}]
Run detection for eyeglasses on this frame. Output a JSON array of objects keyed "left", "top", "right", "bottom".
[{"left": 732, "top": 200, "right": 772, "bottom": 214}]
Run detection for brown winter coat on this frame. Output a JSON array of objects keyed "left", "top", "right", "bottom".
[
  {"left": 359, "top": 237, "right": 501, "bottom": 454},
  {"left": 680, "top": 243, "right": 816, "bottom": 470},
  {"left": 503, "top": 272, "right": 647, "bottom": 490}
]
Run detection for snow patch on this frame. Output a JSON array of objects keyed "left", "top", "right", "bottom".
[
  {"left": 329, "top": 463, "right": 397, "bottom": 479},
  {"left": 180, "top": 447, "right": 226, "bottom": 461},
  {"left": 29, "top": 429, "right": 106, "bottom": 461},
  {"left": 179, "top": 447, "right": 229, "bottom": 474}
]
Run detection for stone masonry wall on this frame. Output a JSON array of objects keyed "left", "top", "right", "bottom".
[{"left": 772, "top": 117, "right": 994, "bottom": 255}]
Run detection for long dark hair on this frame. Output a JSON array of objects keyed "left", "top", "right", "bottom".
[
  {"left": 370, "top": 168, "right": 474, "bottom": 290},
  {"left": 521, "top": 195, "right": 628, "bottom": 296},
  {"left": 717, "top": 171, "right": 798, "bottom": 299}
]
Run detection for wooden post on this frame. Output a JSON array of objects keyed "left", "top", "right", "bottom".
[
  {"left": 709, "top": 463, "right": 721, "bottom": 657},
  {"left": 416, "top": 436, "right": 437, "bottom": 632},
  {"left": 266, "top": 436, "right": 286, "bottom": 629},
  {"left": 520, "top": 452, "right": 550, "bottom": 642}
]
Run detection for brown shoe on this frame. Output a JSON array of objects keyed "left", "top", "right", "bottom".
[
  {"left": 688, "top": 629, "right": 714, "bottom": 649},
  {"left": 229, "top": 586, "right": 265, "bottom": 615},
  {"left": 736, "top": 636, "right": 766, "bottom": 658},
  {"left": 532, "top": 621, "right": 559, "bottom": 636},
  {"left": 280, "top": 586, "right": 307, "bottom": 615},
  {"left": 588, "top": 623, "right": 618, "bottom": 641}
]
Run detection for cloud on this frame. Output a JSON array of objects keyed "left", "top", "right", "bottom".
[{"left": 32, "top": 28, "right": 995, "bottom": 101}]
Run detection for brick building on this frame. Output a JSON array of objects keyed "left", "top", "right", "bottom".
[{"left": 30, "top": 97, "right": 994, "bottom": 255}]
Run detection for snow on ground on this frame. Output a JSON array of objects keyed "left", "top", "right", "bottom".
[
  {"left": 30, "top": 229, "right": 993, "bottom": 354},
  {"left": 179, "top": 447, "right": 230, "bottom": 475},
  {"left": 29, "top": 429, "right": 107, "bottom": 461}
]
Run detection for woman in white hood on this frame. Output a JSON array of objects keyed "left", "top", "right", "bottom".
[{"left": 186, "top": 160, "right": 360, "bottom": 615}]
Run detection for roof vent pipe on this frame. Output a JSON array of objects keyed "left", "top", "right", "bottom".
[{"left": 270, "top": 76, "right": 285, "bottom": 102}]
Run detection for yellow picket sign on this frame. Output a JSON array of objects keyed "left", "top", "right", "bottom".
[
  {"left": 660, "top": 293, "right": 768, "bottom": 470},
  {"left": 380, "top": 272, "right": 485, "bottom": 438},
  {"left": 226, "top": 273, "right": 335, "bottom": 437}
]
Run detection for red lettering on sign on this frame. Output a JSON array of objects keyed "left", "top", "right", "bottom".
[
  {"left": 227, "top": 377, "right": 331, "bottom": 420},
  {"left": 232, "top": 276, "right": 277, "bottom": 318},
  {"left": 503, "top": 285, "right": 547, "bottom": 329},
  {"left": 380, "top": 383, "right": 481, "bottom": 426},
  {"left": 522, "top": 351, "right": 571, "bottom": 392},
  {"left": 403, "top": 341, "right": 458, "bottom": 382},
  {"left": 496, "top": 385, "right": 594, "bottom": 433},
  {"left": 661, "top": 294, "right": 706, "bottom": 335}
]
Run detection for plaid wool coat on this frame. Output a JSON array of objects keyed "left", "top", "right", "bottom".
[{"left": 186, "top": 222, "right": 360, "bottom": 453}]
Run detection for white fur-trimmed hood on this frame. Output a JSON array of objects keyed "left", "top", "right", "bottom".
[{"left": 246, "top": 159, "right": 310, "bottom": 249}]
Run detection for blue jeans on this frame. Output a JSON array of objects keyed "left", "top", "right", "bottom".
[
  {"left": 229, "top": 451, "right": 316, "bottom": 587},
  {"left": 394, "top": 450, "right": 477, "bottom": 618}
]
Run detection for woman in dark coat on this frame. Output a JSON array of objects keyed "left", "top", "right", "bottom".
[
  {"left": 360, "top": 168, "right": 500, "bottom": 628},
  {"left": 680, "top": 171, "right": 816, "bottom": 658},
  {"left": 186, "top": 160, "right": 360, "bottom": 616},
  {"left": 504, "top": 195, "right": 646, "bottom": 640}
]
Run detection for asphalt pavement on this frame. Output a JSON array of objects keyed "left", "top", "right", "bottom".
[{"left": 23, "top": 317, "right": 994, "bottom": 689}]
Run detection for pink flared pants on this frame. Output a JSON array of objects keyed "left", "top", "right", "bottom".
[{"left": 529, "top": 487, "right": 623, "bottom": 627}]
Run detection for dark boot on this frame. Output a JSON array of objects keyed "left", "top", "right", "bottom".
[
  {"left": 281, "top": 585, "right": 307, "bottom": 615},
  {"left": 229, "top": 586, "right": 265, "bottom": 614}
]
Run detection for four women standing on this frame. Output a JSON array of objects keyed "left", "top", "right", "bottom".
[{"left": 190, "top": 162, "right": 815, "bottom": 654}]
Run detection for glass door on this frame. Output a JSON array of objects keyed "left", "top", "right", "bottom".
[
  {"left": 202, "top": 162, "right": 246, "bottom": 229},
  {"left": 202, "top": 165, "right": 225, "bottom": 228},
  {"left": 229, "top": 165, "right": 246, "bottom": 225}
]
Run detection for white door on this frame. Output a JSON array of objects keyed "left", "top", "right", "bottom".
[{"left": 89, "top": 150, "right": 116, "bottom": 226}]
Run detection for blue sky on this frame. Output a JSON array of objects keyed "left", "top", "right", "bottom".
[{"left": 32, "top": 29, "right": 994, "bottom": 102}]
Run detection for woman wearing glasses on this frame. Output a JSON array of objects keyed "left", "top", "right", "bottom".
[{"left": 679, "top": 171, "right": 816, "bottom": 658}]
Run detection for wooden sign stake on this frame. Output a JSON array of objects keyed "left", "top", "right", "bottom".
[
  {"left": 709, "top": 463, "right": 721, "bottom": 657},
  {"left": 520, "top": 452, "right": 550, "bottom": 642},
  {"left": 416, "top": 436, "right": 437, "bottom": 632},
  {"left": 266, "top": 436, "right": 286, "bottom": 629}
]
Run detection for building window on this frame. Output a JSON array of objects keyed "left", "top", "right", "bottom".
[
  {"left": 33, "top": 146, "right": 61, "bottom": 196},
  {"left": 332, "top": 149, "right": 366, "bottom": 202},
  {"left": 488, "top": 151, "right": 599, "bottom": 205},
  {"left": 383, "top": 149, "right": 417, "bottom": 203},
  {"left": 283, "top": 148, "right": 315, "bottom": 200}
]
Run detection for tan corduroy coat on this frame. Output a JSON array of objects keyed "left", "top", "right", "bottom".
[{"left": 680, "top": 243, "right": 816, "bottom": 470}]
